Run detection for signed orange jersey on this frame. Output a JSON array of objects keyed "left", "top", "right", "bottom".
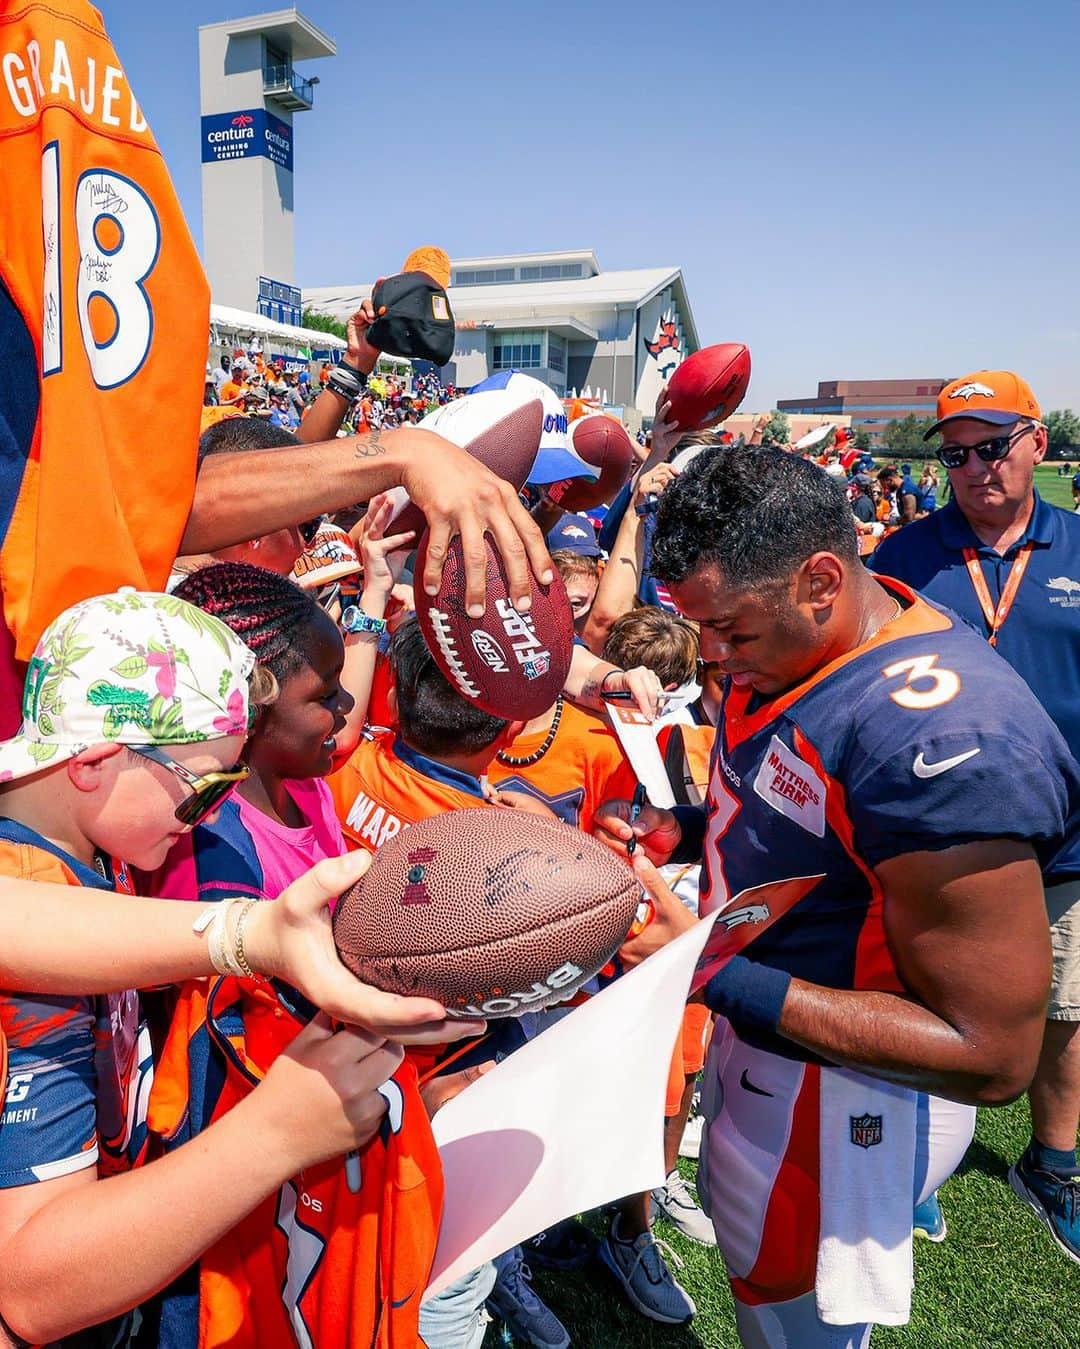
[{"left": 0, "top": 1, "right": 209, "bottom": 727}]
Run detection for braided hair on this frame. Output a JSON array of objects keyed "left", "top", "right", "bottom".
[{"left": 173, "top": 562, "right": 323, "bottom": 684}]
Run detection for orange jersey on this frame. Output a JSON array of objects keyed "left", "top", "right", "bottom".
[
  {"left": 658, "top": 705, "right": 716, "bottom": 808},
  {"left": 327, "top": 731, "right": 490, "bottom": 853},
  {"left": 488, "top": 699, "right": 636, "bottom": 833},
  {"left": 0, "top": 1, "right": 209, "bottom": 695},
  {"left": 149, "top": 976, "right": 440, "bottom": 1348}
]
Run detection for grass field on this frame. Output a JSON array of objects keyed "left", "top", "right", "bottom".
[
  {"left": 483, "top": 1096, "right": 1079, "bottom": 1347},
  {"left": 870, "top": 461, "right": 1077, "bottom": 513}
]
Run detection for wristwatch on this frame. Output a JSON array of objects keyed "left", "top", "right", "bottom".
[{"left": 341, "top": 605, "right": 387, "bottom": 636}]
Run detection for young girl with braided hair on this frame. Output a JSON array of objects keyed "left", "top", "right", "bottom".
[{"left": 147, "top": 560, "right": 483, "bottom": 1346}]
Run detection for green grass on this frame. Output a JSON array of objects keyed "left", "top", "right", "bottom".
[
  {"left": 868, "top": 461, "right": 1077, "bottom": 512},
  {"left": 483, "top": 1097, "right": 1080, "bottom": 1348}
]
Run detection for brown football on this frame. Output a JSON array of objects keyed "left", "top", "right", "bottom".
[{"left": 332, "top": 808, "right": 641, "bottom": 1018}]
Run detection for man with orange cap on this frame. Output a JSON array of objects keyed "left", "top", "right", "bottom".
[{"left": 874, "top": 371, "right": 1080, "bottom": 1261}]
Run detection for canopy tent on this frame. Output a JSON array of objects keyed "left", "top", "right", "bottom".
[{"left": 209, "top": 303, "right": 347, "bottom": 353}]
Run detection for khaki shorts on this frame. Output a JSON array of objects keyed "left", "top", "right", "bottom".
[{"left": 1046, "top": 878, "right": 1080, "bottom": 1020}]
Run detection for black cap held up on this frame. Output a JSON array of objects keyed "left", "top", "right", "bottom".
[{"left": 367, "top": 271, "right": 455, "bottom": 366}]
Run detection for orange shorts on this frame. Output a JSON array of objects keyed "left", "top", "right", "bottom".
[{"left": 665, "top": 1002, "right": 712, "bottom": 1116}]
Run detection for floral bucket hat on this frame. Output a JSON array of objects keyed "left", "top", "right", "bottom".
[{"left": 0, "top": 589, "right": 256, "bottom": 783}]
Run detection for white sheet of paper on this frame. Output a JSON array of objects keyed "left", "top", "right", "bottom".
[
  {"left": 425, "top": 912, "right": 718, "bottom": 1297},
  {"left": 606, "top": 703, "right": 676, "bottom": 808}
]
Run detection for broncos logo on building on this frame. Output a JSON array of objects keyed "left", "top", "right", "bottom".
[{"left": 644, "top": 315, "right": 681, "bottom": 378}]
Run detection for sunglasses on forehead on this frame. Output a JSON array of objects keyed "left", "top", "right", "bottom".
[
  {"left": 127, "top": 744, "right": 251, "bottom": 827},
  {"left": 936, "top": 423, "right": 1033, "bottom": 470}
]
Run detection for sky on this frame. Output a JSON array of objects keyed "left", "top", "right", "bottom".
[{"left": 99, "top": 0, "right": 1080, "bottom": 411}]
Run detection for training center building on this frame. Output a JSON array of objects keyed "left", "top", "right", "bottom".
[
  {"left": 304, "top": 250, "right": 700, "bottom": 427},
  {"left": 778, "top": 378, "right": 949, "bottom": 447}
]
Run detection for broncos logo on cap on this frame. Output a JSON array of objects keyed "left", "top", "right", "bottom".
[{"left": 948, "top": 381, "right": 995, "bottom": 401}]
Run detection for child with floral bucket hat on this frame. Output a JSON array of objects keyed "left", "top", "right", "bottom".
[{"left": 0, "top": 590, "right": 408, "bottom": 1346}]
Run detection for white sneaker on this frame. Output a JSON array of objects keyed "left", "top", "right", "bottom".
[
  {"left": 679, "top": 1113, "right": 704, "bottom": 1160},
  {"left": 651, "top": 1168, "right": 717, "bottom": 1246}
]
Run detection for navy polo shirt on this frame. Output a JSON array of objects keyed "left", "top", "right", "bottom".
[{"left": 873, "top": 492, "right": 1080, "bottom": 876}]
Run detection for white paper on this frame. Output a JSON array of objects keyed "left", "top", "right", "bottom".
[
  {"left": 425, "top": 912, "right": 717, "bottom": 1296},
  {"left": 605, "top": 703, "right": 676, "bottom": 808}
]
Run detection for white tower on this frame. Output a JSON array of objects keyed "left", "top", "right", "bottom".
[{"left": 198, "top": 8, "right": 335, "bottom": 315}]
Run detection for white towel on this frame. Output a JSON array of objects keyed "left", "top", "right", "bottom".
[{"left": 816, "top": 1067, "right": 917, "bottom": 1327}]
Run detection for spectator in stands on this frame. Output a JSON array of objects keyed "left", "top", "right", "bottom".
[
  {"left": 877, "top": 465, "right": 902, "bottom": 525},
  {"left": 217, "top": 364, "right": 249, "bottom": 412},
  {"left": 210, "top": 354, "right": 231, "bottom": 400},
  {"left": 919, "top": 462, "right": 940, "bottom": 511}
]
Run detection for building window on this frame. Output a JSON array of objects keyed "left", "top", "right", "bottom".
[
  {"left": 452, "top": 268, "right": 514, "bottom": 286},
  {"left": 520, "top": 266, "right": 540, "bottom": 281},
  {"left": 492, "top": 330, "right": 543, "bottom": 369},
  {"left": 546, "top": 334, "right": 566, "bottom": 372}
]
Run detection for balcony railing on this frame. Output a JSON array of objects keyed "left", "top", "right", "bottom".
[{"left": 263, "top": 64, "right": 314, "bottom": 111}]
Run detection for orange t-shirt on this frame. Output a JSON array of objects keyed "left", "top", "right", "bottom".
[
  {"left": 327, "top": 731, "right": 490, "bottom": 853},
  {"left": 488, "top": 699, "right": 636, "bottom": 834},
  {"left": 218, "top": 378, "right": 247, "bottom": 409}
]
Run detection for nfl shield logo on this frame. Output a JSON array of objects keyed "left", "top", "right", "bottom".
[{"left": 850, "top": 1113, "right": 883, "bottom": 1149}]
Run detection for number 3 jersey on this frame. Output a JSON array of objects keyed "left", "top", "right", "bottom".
[
  {"left": 702, "top": 580, "right": 1080, "bottom": 1060},
  {"left": 0, "top": 1, "right": 209, "bottom": 730},
  {"left": 148, "top": 976, "right": 441, "bottom": 1349}
]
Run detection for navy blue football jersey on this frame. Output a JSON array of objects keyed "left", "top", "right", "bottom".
[{"left": 702, "top": 581, "right": 1079, "bottom": 1059}]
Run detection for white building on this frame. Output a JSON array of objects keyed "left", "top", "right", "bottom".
[{"left": 304, "top": 249, "right": 699, "bottom": 420}]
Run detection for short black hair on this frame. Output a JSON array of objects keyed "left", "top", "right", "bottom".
[
  {"left": 197, "top": 417, "right": 300, "bottom": 463},
  {"left": 390, "top": 617, "right": 508, "bottom": 758},
  {"left": 651, "top": 445, "right": 859, "bottom": 588}
]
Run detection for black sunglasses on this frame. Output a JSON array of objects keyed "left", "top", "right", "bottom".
[
  {"left": 127, "top": 745, "right": 250, "bottom": 827},
  {"left": 936, "top": 424, "right": 1032, "bottom": 470}
]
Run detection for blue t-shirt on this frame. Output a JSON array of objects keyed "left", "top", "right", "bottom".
[
  {"left": 897, "top": 473, "right": 927, "bottom": 514},
  {"left": 873, "top": 492, "right": 1080, "bottom": 876}
]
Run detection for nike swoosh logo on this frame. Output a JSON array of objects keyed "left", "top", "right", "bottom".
[
  {"left": 739, "top": 1068, "right": 774, "bottom": 1097},
  {"left": 912, "top": 748, "right": 981, "bottom": 779}
]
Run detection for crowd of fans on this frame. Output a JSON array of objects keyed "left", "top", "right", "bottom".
[{"left": 3, "top": 287, "right": 1076, "bottom": 1349}]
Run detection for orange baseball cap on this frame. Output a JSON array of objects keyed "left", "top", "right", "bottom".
[{"left": 925, "top": 370, "right": 1041, "bottom": 439}]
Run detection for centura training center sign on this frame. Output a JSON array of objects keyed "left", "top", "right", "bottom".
[{"left": 201, "top": 109, "right": 293, "bottom": 171}]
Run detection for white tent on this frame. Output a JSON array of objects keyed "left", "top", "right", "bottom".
[{"left": 209, "top": 303, "right": 346, "bottom": 353}]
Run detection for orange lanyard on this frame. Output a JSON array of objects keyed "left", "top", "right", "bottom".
[{"left": 961, "top": 543, "right": 1034, "bottom": 647}]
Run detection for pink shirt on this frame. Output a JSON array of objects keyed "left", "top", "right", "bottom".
[{"left": 235, "top": 778, "right": 346, "bottom": 898}]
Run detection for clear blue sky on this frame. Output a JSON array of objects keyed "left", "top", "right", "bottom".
[{"left": 100, "top": 0, "right": 1080, "bottom": 411}]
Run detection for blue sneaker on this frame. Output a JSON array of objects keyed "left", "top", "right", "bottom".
[
  {"left": 913, "top": 1191, "right": 947, "bottom": 1242},
  {"left": 486, "top": 1246, "right": 571, "bottom": 1349},
  {"left": 1008, "top": 1154, "right": 1080, "bottom": 1265}
]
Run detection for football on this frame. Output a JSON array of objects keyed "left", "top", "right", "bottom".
[
  {"left": 471, "top": 370, "right": 599, "bottom": 484},
  {"left": 414, "top": 527, "right": 574, "bottom": 720},
  {"left": 332, "top": 808, "right": 642, "bottom": 1018},
  {"left": 545, "top": 414, "right": 636, "bottom": 512},
  {"left": 385, "top": 390, "right": 543, "bottom": 536},
  {"left": 666, "top": 343, "right": 751, "bottom": 433}
]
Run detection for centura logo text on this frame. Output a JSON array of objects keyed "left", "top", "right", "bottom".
[
  {"left": 494, "top": 598, "right": 551, "bottom": 680},
  {"left": 470, "top": 629, "right": 509, "bottom": 671},
  {"left": 445, "top": 962, "right": 584, "bottom": 1018}
]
